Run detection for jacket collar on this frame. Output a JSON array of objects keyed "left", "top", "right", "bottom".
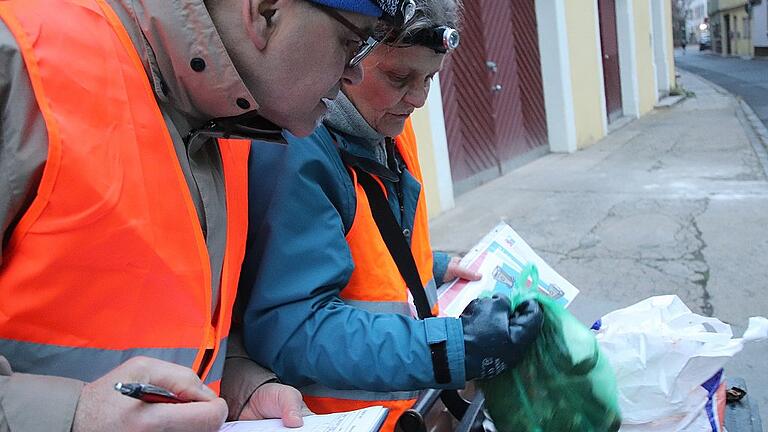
[
  {"left": 339, "top": 145, "right": 400, "bottom": 182},
  {"left": 324, "top": 91, "right": 392, "bottom": 167},
  {"left": 324, "top": 92, "right": 384, "bottom": 150},
  {"left": 107, "top": 0, "right": 260, "bottom": 126}
]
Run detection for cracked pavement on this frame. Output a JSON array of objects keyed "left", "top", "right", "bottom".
[{"left": 429, "top": 70, "right": 768, "bottom": 416}]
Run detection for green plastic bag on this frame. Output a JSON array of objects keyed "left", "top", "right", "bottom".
[{"left": 478, "top": 267, "right": 622, "bottom": 432}]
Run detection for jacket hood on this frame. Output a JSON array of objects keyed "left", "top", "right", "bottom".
[{"left": 111, "top": 0, "right": 259, "bottom": 123}]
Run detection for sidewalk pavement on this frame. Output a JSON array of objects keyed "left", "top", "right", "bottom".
[{"left": 429, "top": 70, "right": 768, "bottom": 417}]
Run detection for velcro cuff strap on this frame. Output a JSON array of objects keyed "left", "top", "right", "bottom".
[
  {"left": 425, "top": 318, "right": 451, "bottom": 384},
  {"left": 430, "top": 342, "right": 451, "bottom": 384},
  {"left": 424, "top": 317, "right": 447, "bottom": 344}
]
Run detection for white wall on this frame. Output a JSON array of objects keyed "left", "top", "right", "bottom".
[
  {"left": 651, "top": 0, "right": 672, "bottom": 97},
  {"left": 535, "top": 0, "right": 578, "bottom": 153},
  {"left": 616, "top": 0, "right": 641, "bottom": 118},
  {"left": 753, "top": 2, "right": 768, "bottom": 48},
  {"left": 424, "top": 74, "right": 455, "bottom": 213}
]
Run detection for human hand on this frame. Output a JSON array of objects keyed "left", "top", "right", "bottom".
[
  {"left": 239, "top": 382, "right": 306, "bottom": 427},
  {"left": 460, "top": 295, "right": 543, "bottom": 380},
  {"left": 443, "top": 256, "right": 482, "bottom": 283},
  {"left": 73, "top": 356, "right": 227, "bottom": 432}
]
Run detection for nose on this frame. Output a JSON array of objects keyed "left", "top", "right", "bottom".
[
  {"left": 341, "top": 63, "right": 364, "bottom": 86},
  {"left": 403, "top": 84, "right": 429, "bottom": 109}
]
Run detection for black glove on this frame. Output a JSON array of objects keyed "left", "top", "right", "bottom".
[{"left": 460, "top": 295, "right": 543, "bottom": 380}]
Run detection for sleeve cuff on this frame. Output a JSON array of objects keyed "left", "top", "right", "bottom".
[
  {"left": 221, "top": 330, "right": 279, "bottom": 421},
  {"left": 424, "top": 317, "right": 466, "bottom": 388},
  {"left": 432, "top": 251, "right": 451, "bottom": 284},
  {"left": 221, "top": 357, "right": 278, "bottom": 421},
  {"left": 2, "top": 372, "right": 84, "bottom": 432}
]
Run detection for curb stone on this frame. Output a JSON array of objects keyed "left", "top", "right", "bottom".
[
  {"left": 678, "top": 70, "right": 768, "bottom": 176},
  {"left": 655, "top": 94, "right": 686, "bottom": 109},
  {"left": 738, "top": 99, "right": 768, "bottom": 153}
]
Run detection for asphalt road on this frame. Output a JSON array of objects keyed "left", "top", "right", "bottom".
[{"left": 676, "top": 48, "right": 768, "bottom": 131}]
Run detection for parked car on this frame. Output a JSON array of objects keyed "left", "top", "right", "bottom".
[{"left": 699, "top": 31, "right": 712, "bottom": 51}]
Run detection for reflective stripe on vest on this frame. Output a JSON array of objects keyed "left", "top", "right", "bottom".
[
  {"left": 344, "top": 278, "right": 435, "bottom": 316},
  {"left": 0, "top": 337, "right": 227, "bottom": 384},
  {"left": 0, "top": 0, "right": 249, "bottom": 390},
  {"left": 302, "top": 119, "right": 437, "bottom": 431}
]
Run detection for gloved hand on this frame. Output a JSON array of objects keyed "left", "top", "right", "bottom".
[{"left": 460, "top": 295, "right": 543, "bottom": 380}]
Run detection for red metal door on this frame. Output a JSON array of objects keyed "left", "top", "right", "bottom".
[
  {"left": 440, "top": 0, "right": 497, "bottom": 185},
  {"left": 484, "top": 0, "right": 548, "bottom": 166},
  {"left": 598, "top": 0, "right": 623, "bottom": 123},
  {"left": 440, "top": 0, "right": 548, "bottom": 189},
  {"left": 483, "top": 1, "right": 526, "bottom": 165},
  {"left": 510, "top": 0, "right": 548, "bottom": 151}
]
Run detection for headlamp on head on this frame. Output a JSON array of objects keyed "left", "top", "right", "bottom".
[{"left": 401, "top": 25, "right": 460, "bottom": 53}]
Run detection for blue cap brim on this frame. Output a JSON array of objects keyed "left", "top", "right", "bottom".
[{"left": 307, "top": 0, "right": 383, "bottom": 17}]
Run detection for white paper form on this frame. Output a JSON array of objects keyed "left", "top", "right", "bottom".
[{"left": 219, "top": 406, "right": 388, "bottom": 432}]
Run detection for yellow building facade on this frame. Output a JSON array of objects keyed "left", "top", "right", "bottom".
[
  {"left": 710, "top": 0, "right": 754, "bottom": 57},
  {"left": 634, "top": 0, "right": 659, "bottom": 115},
  {"left": 566, "top": 1, "right": 607, "bottom": 148}
]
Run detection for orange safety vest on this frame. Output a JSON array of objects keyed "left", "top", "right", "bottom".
[
  {"left": 0, "top": 0, "right": 250, "bottom": 393},
  {"left": 302, "top": 120, "right": 438, "bottom": 431}
]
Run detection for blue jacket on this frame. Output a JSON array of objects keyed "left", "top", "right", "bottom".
[{"left": 240, "top": 126, "right": 466, "bottom": 392}]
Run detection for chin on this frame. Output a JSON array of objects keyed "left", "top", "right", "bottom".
[
  {"left": 285, "top": 125, "right": 314, "bottom": 138},
  {"left": 380, "top": 119, "right": 408, "bottom": 137},
  {"left": 285, "top": 117, "right": 323, "bottom": 138}
]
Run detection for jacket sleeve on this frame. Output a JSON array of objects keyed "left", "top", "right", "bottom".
[
  {"left": 220, "top": 328, "right": 279, "bottom": 421},
  {"left": 432, "top": 251, "right": 452, "bottom": 284},
  {"left": 0, "top": 20, "right": 81, "bottom": 432},
  {"left": 240, "top": 129, "right": 466, "bottom": 392},
  {"left": 0, "top": 356, "right": 84, "bottom": 432},
  {"left": 0, "top": 20, "right": 48, "bottom": 265}
]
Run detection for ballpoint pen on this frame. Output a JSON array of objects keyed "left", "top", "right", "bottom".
[{"left": 114, "top": 382, "right": 187, "bottom": 404}]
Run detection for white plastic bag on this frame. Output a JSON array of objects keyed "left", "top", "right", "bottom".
[{"left": 592, "top": 295, "right": 768, "bottom": 432}]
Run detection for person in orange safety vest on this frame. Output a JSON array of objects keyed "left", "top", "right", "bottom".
[
  {"left": 0, "top": 0, "right": 415, "bottom": 430},
  {"left": 240, "top": 1, "right": 545, "bottom": 430}
]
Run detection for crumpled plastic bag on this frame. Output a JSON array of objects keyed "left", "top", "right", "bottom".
[
  {"left": 479, "top": 290, "right": 622, "bottom": 432},
  {"left": 592, "top": 295, "right": 768, "bottom": 431}
]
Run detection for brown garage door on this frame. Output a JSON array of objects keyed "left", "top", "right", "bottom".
[
  {"left": 598, "top": 0, "right": 623, "bottom": 123},
  {"left": 440, "top": 0, "right": 548, "bottom": 193}
]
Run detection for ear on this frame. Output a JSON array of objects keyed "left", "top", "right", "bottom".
[{"left": 243, "top": 0, "right": 280, "bottom": 51}]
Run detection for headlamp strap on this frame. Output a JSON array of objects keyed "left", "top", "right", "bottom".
[{"left": 399, "top": 25, "right": 460, "bottom": 54}]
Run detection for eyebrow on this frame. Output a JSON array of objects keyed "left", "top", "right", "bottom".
[
  {"left": 381, "top": 65, "right": 411, "bottom": 75},
  {"left": 349, "top": 16, "right": 376, "bottom": 39},
  {"left": 333, "top": 9, "right": 375, "bottom": 40},
  {"left": 361, "top": 23, "right": 377, "bottom": 37}
]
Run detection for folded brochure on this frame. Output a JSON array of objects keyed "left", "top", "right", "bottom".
[{"left": 436, "top": 222, "right": 579, "bottom": 317}]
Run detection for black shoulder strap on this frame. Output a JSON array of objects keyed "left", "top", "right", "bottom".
[
  {"left": 353, "top": 166, "right": 456, "bottom": 387},
  {"left": 342, "top": 153, "right": 470, "bottom": 421},
  {"left": 353, "top": 167, "right": 434, "bottom": 320}
]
